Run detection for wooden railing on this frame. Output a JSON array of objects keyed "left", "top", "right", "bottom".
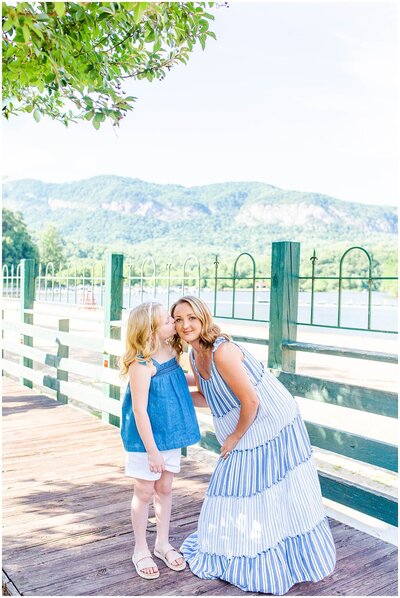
[{"left": 1, "top": 243, "right": 398, "bottom": 529}]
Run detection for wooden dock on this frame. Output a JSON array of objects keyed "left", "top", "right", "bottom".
[{"left": 2, "top": 378, "right": 398, "bottom": 596}]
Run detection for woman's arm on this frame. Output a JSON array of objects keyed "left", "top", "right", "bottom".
[
  {"left": 190, "top": 389, "right": 208, "bottom": 408},
  {"left": 185, "top": 372, "right": 196, "bottom": 387},
  {"left": 128, "top": 362, "right": 165, "bottom": 473},
  {"left": 214, "top": 342, "right": 259, "bottom": 458}
]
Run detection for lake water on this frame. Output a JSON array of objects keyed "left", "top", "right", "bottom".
[
  {"left": 128, "top": 288, "right": 398, "bottom": 334},
  {"left": 32, "top": 287, "right": 397, "bottom": 334}
]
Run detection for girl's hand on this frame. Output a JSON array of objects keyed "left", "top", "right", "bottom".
[
  {"left": 148, "top": 450, "right": 165, "bottom": 474},
  {"left": 221, "top": 434, "right": 239, "bottom": 459}
]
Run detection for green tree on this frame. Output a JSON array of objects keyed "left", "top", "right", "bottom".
[
  {"left": 2, "top": 2, "right": 216, "bottom": 127},
  {"left": 2, "top": 207, "right": 39, "bottom": 268},
  {"left": 39, "top": 224, "right": 66, "bottom": 269}
]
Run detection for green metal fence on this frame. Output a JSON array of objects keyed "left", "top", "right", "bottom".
[
  {"left": 35, "top": 261, "right": 106, "bottom": 307},
  {"left": 1, "top": 242, "right": 398, "bottom": 528},
  {"left": 2, "top": 263, "right": 21, "bottom": 298},
  {"left": 299, "top": 246, "right": 397, "bottom": 334},
  {"left": 4, "top": 244, "right": 396, "bottom": 333}
]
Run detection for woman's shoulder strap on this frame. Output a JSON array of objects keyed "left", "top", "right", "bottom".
[
  {"left": 212, "top": 336, "right": 229, "bottom": 353},
  {"left": 189, "top": 349, "right": 199, "bottom": 373}
]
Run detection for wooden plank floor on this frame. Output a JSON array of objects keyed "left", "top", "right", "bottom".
[{"left": 2, "top": 378, "right": 398, "bottom": 596}]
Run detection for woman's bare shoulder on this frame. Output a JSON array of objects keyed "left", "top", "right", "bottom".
[{"left": 213, "top": 340, "right": 243, "bottom": 364}]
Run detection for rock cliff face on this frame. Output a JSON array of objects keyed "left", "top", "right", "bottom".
[
  {"left": 235, "top": 201, "right": 396, "bottom": 233},
  {"left": 2, "top": 176, "right": 397, "bottom": 247}
]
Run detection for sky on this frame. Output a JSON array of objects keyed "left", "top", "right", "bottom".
[{"left": 2, "top": 1, "right": 399, "bottom": 206}]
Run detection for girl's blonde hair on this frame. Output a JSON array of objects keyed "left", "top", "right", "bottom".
[
  {"left": 170, "top": 295, "right": 230, "bottom": 358},
  {"left": 120, "top": 301, "right": 163, "bottom": 376}
]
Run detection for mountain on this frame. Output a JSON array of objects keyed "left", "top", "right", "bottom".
[{"left": 2, "top": 176, "right": 397, "bottom": 258}]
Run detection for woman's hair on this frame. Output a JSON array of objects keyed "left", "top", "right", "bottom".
[
  {"left": 120, "top": 301, "right": 163, "bottom": 376},
  {"left": 170, "top": 295, "right": 230, "bottom": 358}
]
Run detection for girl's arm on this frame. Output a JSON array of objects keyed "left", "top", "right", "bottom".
[
  {"left": 128, "top": 361, "right": 165, "bottom": 473},
  {"left": 214, "top": 342, "right": 259, "bottom": 458}
]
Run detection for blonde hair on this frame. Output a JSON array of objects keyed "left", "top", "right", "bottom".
[
  {"left": 120, "top": 301, "right": 163, "bottom": 376},
  {"left": 170, "top": 295, "right": 230, "bottom": 358}
]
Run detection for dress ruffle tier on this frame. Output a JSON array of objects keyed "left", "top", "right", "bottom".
[{"left": 182, "top": 517, "right": 335, "bottom": 595}]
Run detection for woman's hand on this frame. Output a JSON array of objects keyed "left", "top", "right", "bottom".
[
  {"left": 221, "top": 433, "right": 240, "bottom": 459},
  {"left": 148, "top": 450, "right": 165, "bottom": 474}
]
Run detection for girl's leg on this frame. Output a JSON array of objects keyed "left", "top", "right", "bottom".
[
  {"left": 131, "top": 478, "right": 158, "bottom": 575},
  {"left": 153, "top": 471, "right": 183, "bottom": 566}
]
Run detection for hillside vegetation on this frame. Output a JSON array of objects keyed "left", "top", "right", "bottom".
[{"left": 3, "top": 176, "right": 397, "bottom": 293}]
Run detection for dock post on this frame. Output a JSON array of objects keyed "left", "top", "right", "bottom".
[
  {"left": 20, "top": 259, "right": 36, "bottom": 388},
  {"left": 268, "top": 242, "right": 300, "bottom": 372},
  {"left": 56, "top": 318, "right": 69, "bottom": 403},
  {"left": 103, "top": 253, "right": 124, "bottom": 426}
]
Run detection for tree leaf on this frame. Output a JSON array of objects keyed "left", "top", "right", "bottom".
[
  {"left": 55, "top": 3, "right": 65, "bottom": 18},
  {"left": 2, "top": 18, "right": 14, "bottom": 32},
  {"left": 134, "top": 3, "right": 148, "bottom": 24},
  {"left": 45, "top": 73, "right": 56, "bottom": 84},
  {"left": 22, "top": 24, "right": 30, "bottom": 43},
  {"left": 33, "top": 109, "right": 41, "bottom": 122}
]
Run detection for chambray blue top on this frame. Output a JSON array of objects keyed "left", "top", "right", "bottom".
[{"left": 121, "top": 357, "right": 200, "bottom": 452}]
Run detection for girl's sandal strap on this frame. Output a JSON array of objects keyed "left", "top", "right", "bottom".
[
  {"left": 154, "top": 546, "right": 186, "bottom": 572},
  {"left": 132, "top": 551, "right": 160, "bottom": 580}
]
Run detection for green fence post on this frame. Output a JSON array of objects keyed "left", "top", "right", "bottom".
[
  {"left": 267, "top": 242, "right": 300, "bottom": 372},
  {"left": 57, "top": 318, "right": 69, "bottom": 403},
  {"left": 20, "top": 258, "right": 36, "bottom": 388},
  {"left": 103, "top": 253, "right": 124, "bottom": 426}
]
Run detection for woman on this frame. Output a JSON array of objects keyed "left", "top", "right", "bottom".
[{"left": 171, "top": 296, "right": 336, "bottom": 596}]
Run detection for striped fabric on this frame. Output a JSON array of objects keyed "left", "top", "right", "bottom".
[
  {"left": 182, "top": 337, "right": 336, "bottom": 595},
  {"left": 208, "top": 412, "right": 313, "bottom": 497}
]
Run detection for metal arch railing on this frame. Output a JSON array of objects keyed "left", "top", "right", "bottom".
[
  {"left": 65, "top": 262, "right": 78, "bottom": 305},
  {"left": 298, "top": 246, "right": 397, "bottom": 334},
  {"left": 309, "top": 249, "right": 318, "bottom": 325},
  {"left": 2, "top": 264, "right": 21, "bottom": 299},
  {"left": 338, "top": 247, "right": 372, "bottom": 329},
  {"left": 44, "top": 262, "right": 56, "bottom": 302},
  {"left": 213, "top": 254, "right": 219, "bottom": 317},
  {"left": 140, "top": 256, "right": 156, "bottom": 302},
  {"left": 166, "top": 262, "right": 172, "bottom": 309},
  {"left": 126, "top": 262, "right": 136, "bottom": 309},
  {"left": 181, "top": 255, "right": 201, "bottom": 297},
  {"left": 232, "top": 252, "right": 256, "bottom": 319},
  {"left": 2, "top": 264, "right": 8, "bottom": 297},
  {"left": 89, "top": 261, "right": 105, "bottom": 307}
]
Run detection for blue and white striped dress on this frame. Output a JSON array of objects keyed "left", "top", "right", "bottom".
[{"left": 181, "top": 337, "right": 336, "bottom": 595}]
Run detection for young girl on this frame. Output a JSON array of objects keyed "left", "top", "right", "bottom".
[{"left": 120, "top": 301, "right": 200, "bottom": 580}]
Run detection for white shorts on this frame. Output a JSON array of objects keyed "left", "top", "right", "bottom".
[{"left": 125, "top": 449, "right": 181, "bottom": 481}]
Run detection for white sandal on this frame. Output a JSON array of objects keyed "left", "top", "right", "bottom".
[
  {"left": 154, "top": 545, "right": 186, "bottom": 572},
  {"left": 132, "top": 550, "right": 160, "bottom": 580}
]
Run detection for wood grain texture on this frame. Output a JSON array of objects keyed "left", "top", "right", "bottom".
[{"left": 2, "top": 377, "right": 397, "bottom": 596}]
